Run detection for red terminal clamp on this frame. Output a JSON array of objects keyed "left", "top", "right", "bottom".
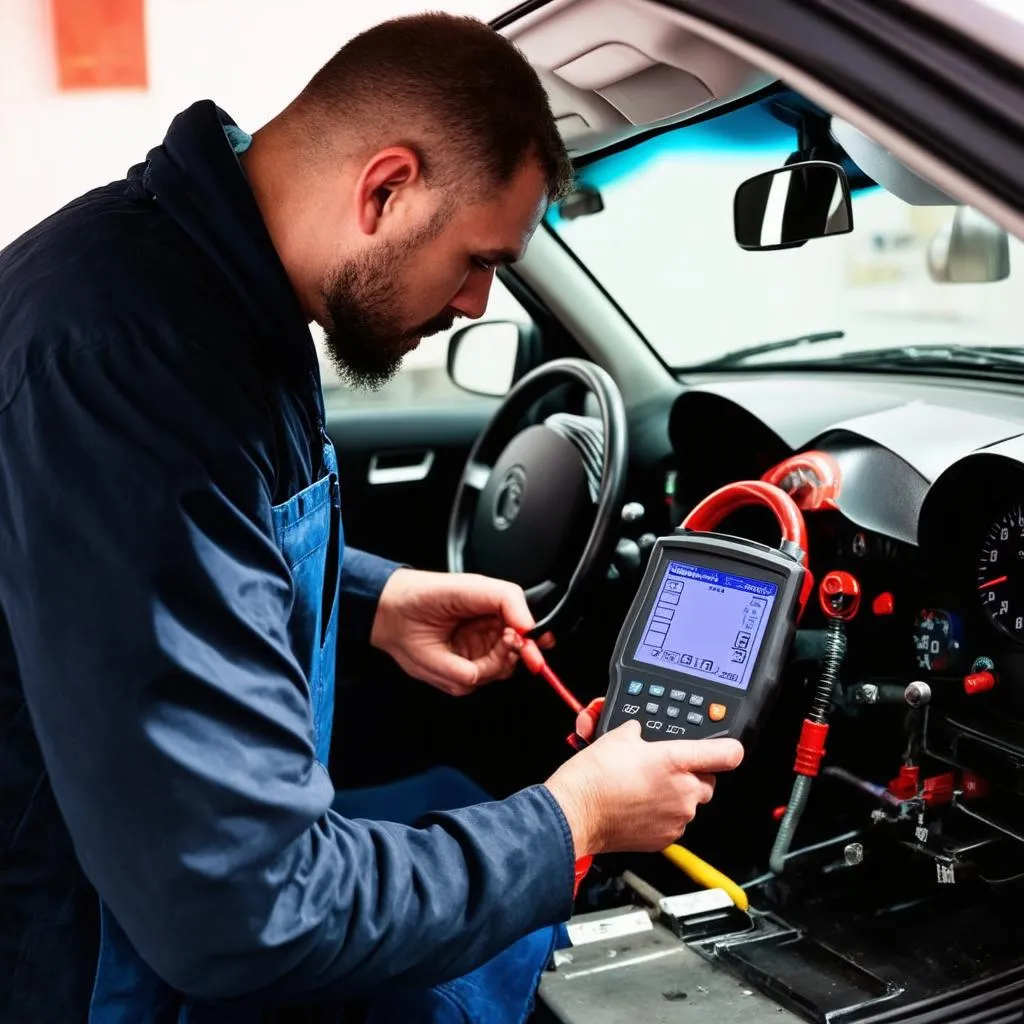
[
  {"left": 872, "top": 592, "right": 895, "bottom": 617},
  {"left": 888, "top": 764, "right": 920, "bottom": 801},
  {"left": 964, "top": 670, "right": 997, "bottom": 695},
  {"left": 818, "top": 570, "right": 862, "bottom": 622},
  {"left": 922, "top": 772, "right": 956, "bottom": 808}
]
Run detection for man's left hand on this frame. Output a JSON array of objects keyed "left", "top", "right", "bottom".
[{"left": 370, "top": 569, "right": 553, "bottom": 696}]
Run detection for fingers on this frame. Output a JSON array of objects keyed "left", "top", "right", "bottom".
[
  {"left": 666, "top": 738, "right": 744, "bottom": 773},
  {"left": 574, "top": 698, "right": 605, "bottom": 741},
  {"left": 421, "top": 651, "right": 480, "bottom": 694},
  {"left": 694, "top": 772, "right": 717, "bottom": 803},
  {"left": 575, "top": 709, "right": 596, "bottom": 740},
  {"left": 492, "top": 580, "right": 536, "bottom": 636}
]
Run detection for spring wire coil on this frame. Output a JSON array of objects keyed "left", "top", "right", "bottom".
[{"left": 810, "top": 620, "right": 846, "bottom": 723}]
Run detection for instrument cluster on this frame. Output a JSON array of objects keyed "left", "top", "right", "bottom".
[{"left": 764, "top": 449, "right": 1024, "bottom": 691}]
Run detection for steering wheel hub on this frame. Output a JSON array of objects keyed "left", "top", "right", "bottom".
[
  {"left": 474, "top": 426, "right": 593, "bottom": 589},
  {"left": 448, "top": 358, "right": 628, "bottom": 635}
]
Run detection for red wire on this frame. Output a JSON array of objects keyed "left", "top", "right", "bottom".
[
  {"left": 520, "top": 637, "right": 584, "bottom": 714},
  {"left": 540, "top": 663, "right": 583, "bottom": 714}
]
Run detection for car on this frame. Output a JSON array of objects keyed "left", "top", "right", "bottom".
[{"left": 324, "top": 1, "right": 1024, "bottom": 1021}]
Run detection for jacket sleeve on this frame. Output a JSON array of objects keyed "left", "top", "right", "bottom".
[
  {"left": 337, "top": 546, "right": 402, "bottom": 653},
  {"left": 0, "top": 334, "right": 575, "bottom": 1005}
]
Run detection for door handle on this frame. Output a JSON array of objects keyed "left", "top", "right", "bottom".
[{"left": 368, "top": 450, "right": 435, "bottom": 485}]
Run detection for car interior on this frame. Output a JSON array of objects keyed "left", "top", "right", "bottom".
[{"left": 324, "top": 1, "right": 1024, "bottom": 1021}]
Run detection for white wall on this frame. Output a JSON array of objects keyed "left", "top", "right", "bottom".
[
  {"left": 0, "top": 0, "right": 510, "bottom": 248},
  {"left": 0, "top": 0, "right": 524, "bottom": 399}
]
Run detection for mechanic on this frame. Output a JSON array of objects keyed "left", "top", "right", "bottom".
[{"left": 0, "top": 13, "right": 743, "bottom": 1023}]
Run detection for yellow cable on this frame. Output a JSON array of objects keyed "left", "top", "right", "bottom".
[{"left": 660, "top": 843, "right": 750, "bottom": 912}]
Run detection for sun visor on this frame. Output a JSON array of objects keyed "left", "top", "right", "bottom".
[{"left": 830, "top": 116, "right": 956, "bottom": 205}]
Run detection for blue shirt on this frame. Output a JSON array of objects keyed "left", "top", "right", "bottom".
[{"left": 0, "top": 100, "right": 575, "bottom": 1020}]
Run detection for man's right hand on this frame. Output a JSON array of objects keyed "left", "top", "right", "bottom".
[{"left": 544, "top": 720, "right": 744, "bottom": 857}]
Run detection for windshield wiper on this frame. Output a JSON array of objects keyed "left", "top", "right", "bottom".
[
  {"left": 688, "top": 330, "right": 846, "bottom": 369},
  {"left": 821, "top": 344, "right": 1024, "bottom": 371}
]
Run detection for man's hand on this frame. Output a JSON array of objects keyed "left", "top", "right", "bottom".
[
  {"left": 370, "top": 568, "right": 553, "bottom": 696},
  {"left": 544, "top": 721, "right": 744, "bottom": 857}
]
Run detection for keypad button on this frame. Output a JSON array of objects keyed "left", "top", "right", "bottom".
[
  {"left": 689, "top": 693, "right": 705, "bottom": 707},
  {"left": 622, "top": 703, "right": 639, "bottom": 715},
  {"left": 687, "top": 711, "right": 704, "bottom": 726},
  {"left": 645, "top": 702, "right": 660, "bottom": 715},
  {"left": 709, "top": 704, "right": 727, "bottom": 722},
  {"left": 649, "top": 684, "right": 665, "bottom": 698},
  {"left": 627, "top": 681, "right": 644, "bottom": 696},
  {"left": 666, "top": 705, "right": 681, "bottom": 719},
  {"left": 670, "top": 689, "right": 686, "bottom": 702}
]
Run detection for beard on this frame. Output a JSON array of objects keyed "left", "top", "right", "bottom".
[{"left": 320, "top": 215, "right": 456, "bottom": 391}]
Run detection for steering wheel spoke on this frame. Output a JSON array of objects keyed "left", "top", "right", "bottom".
[
  {"left": 464, "top": 461, "right": 492, "bottom": 492},
  {"left": 525, "top": 580, "right": 558, "bottom": 606}
]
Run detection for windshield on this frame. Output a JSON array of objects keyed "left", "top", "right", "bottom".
[{"left": 546, "top": 94, "right": 1024, "bottom": 371}]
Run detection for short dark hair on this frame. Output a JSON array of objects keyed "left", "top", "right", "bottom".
[{"left": 296, "top": 13, "right": 574, "bottom": 202}]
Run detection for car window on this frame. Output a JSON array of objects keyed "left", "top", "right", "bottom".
[
  {"left": 319, "top": 275, "right": 532, "bottom": 409},
  {"left": 547, "top": 97, "right": 1024, "bottom": 369}
]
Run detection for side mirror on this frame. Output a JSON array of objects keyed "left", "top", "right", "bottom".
[
  {"left": 927, "top": 206, "right": 1010, "bottom": 283},
  {"left": 734, "top": 160, "right": 854, "bottom": 251},
  {"left": 447, "top": 320, "right": 533, "bottom": 397}
]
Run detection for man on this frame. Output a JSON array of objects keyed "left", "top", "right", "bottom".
[{"left": 0, "top": 13, "right": 743, "bottom": 1023}]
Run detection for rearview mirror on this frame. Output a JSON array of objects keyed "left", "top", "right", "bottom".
[
  {"left": 447, "top": 320, "right": 530, "bottom": 397},
  {"left": 557, "top": 184, "right": 604, "bottom": 221},
  {"left": 927, "top": 206, "right": 1010, "bottom": 283},
  {"left": 734, "top": 160, "right": 853, "bottom": 251}
]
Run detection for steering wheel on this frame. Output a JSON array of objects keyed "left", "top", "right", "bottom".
[{"left": 447, "top": 357, "right": 628, "bottom": 637}]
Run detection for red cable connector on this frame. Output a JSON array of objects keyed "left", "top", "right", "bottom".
[
  {"left": 922, "top": 772, "right": 956, "bottom": 807},
  {"left": 888, "top": 764, "right": 920, "bottom": 801},
  {"left": 793, "top": 719, "right": 830, "bottom": 777}
]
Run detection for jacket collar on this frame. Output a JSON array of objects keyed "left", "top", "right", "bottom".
[{"left": 138, "top": 101, "right": 324, "bottom": 417}]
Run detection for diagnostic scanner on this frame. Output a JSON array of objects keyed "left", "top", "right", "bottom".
[{"left": 597, "top": 531, "right": 807, "bottom": 747}]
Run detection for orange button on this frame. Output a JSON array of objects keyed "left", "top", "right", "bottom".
[{"left": 709, "top": 703, "right": 727, "bottom": 722}]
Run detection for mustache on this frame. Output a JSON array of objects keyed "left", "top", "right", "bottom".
[{"left": 410, "top": 309, "right": 459, "bottom": 340}]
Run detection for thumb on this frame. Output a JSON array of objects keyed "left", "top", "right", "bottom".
[{"left": 665, "top": 738, "right": 745, "bottom": 773}]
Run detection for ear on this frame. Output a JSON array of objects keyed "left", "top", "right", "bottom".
[{"left": 353, "top": 146, "right": 422, "bottom": 237}]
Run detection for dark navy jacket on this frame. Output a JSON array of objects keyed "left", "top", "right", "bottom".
[{"left": 0, "top": 101, "right": 574, "bottom": 1022}]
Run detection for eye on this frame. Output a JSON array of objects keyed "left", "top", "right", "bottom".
[{"left": 472, "top": 257, "right": 497, "bottom": 272}]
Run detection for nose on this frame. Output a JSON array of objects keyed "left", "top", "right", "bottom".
[{"left": 450, "top": 268, "right": 495, "bottom": 320}]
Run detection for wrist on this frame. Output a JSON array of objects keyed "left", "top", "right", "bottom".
[
  {"left": 545, "top": 773, "right": 602, "bottom": 858},
  {"left": 370, "top": 566, "right": 416, "bottom": 652}
]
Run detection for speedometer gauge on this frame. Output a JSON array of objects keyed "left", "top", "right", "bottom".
[{"left": 978, "top": 504, "right": 1024, "bottom": 640}]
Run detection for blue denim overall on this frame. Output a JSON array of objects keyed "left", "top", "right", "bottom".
[
  {"left": 86, "top": 434, "right": 563, "bottom": 1023},
  {"left": 87, "top": 438, "right": 342, "bottom": 1023}
]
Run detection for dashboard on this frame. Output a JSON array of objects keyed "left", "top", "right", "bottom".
[{"left": 658, "top": 371, "right": 1024, "bottom": 796}]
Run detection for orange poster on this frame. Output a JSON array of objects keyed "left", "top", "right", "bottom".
[{"left": 52, "top": 0, "right": 148, "bottom": 90}]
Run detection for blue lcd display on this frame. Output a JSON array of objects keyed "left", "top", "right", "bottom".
[{"left": 632, "top": 560, "right": 778, "bottom": 692}]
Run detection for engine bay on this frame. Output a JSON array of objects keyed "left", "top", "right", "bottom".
[{"left": 538, "top": 375, "right": 1024, "bottom": 1024}]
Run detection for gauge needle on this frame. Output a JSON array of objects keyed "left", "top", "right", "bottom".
[{"left": 979, "top": 576, "right": 1008, "bottom": 590}]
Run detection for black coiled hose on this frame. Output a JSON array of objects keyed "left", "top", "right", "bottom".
[{"left": 770, "top": 618, "right": 846, "bottom": 874}]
